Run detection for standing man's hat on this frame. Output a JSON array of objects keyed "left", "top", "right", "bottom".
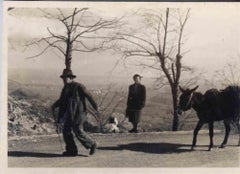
[
  {"left": 133, "top": 74, "right": 143, "bottom": 79},
  {"left": 60, "top": 69, "right": 76, "bottom": 79}
]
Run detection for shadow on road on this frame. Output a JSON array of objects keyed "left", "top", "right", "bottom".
[
  {"left": 98, "top": 142, "right": 192, "bottom": 154},
  {"left": 8, "top": 151, "right": 88, "bottom": 158}
]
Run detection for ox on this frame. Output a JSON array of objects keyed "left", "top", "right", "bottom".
[{"left": 178, "top": 85, "right": 240, "bottom": 151}]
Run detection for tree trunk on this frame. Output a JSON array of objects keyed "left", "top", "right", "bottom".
[
  {"left": 171, "top": 85, "right": 179, "bottom": 131},
  {"left": 65, "top": 36, "right": 72, "bottom": 70}
]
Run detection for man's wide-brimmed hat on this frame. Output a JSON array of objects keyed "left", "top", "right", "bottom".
[
  {"left": 133, "top": 74, "right": 143, "bottom": 79},
  {"left": 60, "top": 69, "right": 76, "bottom": 79}
]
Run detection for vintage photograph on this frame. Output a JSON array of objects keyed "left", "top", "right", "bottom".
[{"left": 3, "top": 1, "right": 240, "bottom": 171}]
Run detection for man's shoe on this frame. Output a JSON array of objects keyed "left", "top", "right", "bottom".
[
  {"left": 133, "top": 129, "right": 138, "bottom": 133},
  {"left": 129, "top": 129, "right": 138, "bottom": 133},
  {"left": 89, "top": 143, "right": 97, "bottom": 155},
  {"left": 129, "top": 128, "right": 135, "bottom": 133},
  {"left": 62, "top": 151, "right": 77, "bottom": 157}
]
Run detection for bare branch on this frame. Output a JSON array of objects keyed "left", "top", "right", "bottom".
[
  {"left": 175, "top": 9, "right": 190, "bottom": 84},
  {"left": 72, "top": 48, "right": 98, "bottom": 52},
  {"left": 43, "top": 39, "right": 66, "bottom": 56},
  {"left": 117, "top": 37, "right": 154, "bottom": 56},
  {"left": 38, "top": 8, "right": 56, "bottom": 19},
  {"left": 108, "top": 97, "right": 125, "bottom": 116},
  {"left": 55, "top": 9, "right": 71, "bottom": 33},
  {"left": 157, "top": 19, "right": 162, "bottom": 54},
  {"left": 177, "top": 9, "right": 190, "bottom": 55},
  {"left": 61, "top": 8, "right": 88, "bottom": 22},
  {"left": 98, "top": 87, "right": 112, "bottom": 107},
  {"left": 70, "top": 8, "right": 77, "bottom": 31},
  {"left": 72, "top": 10, "right": 88, "bottom": 34},
  {"left": 26, "top": 38, "right": 66, "bottom": 59},
  {"left": 57, "top": 8, "right": 66, "bottom": 19},
  {"left": 71, "top": 18, "right": 120, "bottom": 42},
  {"left": 166, "top": 41, "right": 177, "bottom": 59},
  {"left": 160, "top": 62, "right": 174, "bottom": 86},
  {"left": 25, "top": 36, "right": 53, "bottom": 47},
  {"left": 74, "top": 40, "right": 96, "bottom": 51},
  {"left": 26, "top": 44, "right": 52, "bottom": 59},
  {"left": 47, "top": 27, "right": 67, "bottom": 41},
  {"left": 138, "top": 62, "right": 161, "bottom": 71},
  {"left": 154, "top": 75, "right": 169, "bottom": 89},
  {"left": 162, "top": 8, "right": 169, "bottom": 57},
  {"left": 120, "top": 33, "right": 157, "bottom": 53}
]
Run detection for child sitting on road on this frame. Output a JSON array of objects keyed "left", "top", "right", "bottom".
[{"left": 103, "top": 116, "right": 120, "bottom": 133}]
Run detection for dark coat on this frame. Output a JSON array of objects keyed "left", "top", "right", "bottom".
[
  {"left": 52, "top": 81, "right": 97, "bottom": 123},
  {"left": 127, "top": 83, "right": 146, "bottom": 110}
]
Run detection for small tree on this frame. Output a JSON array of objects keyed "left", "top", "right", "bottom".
[
  {"left": 87, "top": 85, "right": 127, "bottom": 132},
  {"left": 214, "top": 57, "right": 240, "bottom": 87}
]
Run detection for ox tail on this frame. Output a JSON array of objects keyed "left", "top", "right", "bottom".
[{"left": 223, "top": 85, "right": 240, "bottom": 122}]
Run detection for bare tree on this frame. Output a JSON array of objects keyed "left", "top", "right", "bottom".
[
  {"left": 87, "top": 85, "right": 127, "bottom": 132},
  {"left": 24, "top": 8, "right": 122, "bottom": 71},
  {"left": 214, "top": 57, "right": 240, "bottom": 87},
  {"left": 113, "top": 8, "right": 190, "bottom": 131}
]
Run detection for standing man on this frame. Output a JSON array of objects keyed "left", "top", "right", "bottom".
[
  {"left": 52, "top": 69, "right": 98, "bottom": 157},
  {"left": 126, "top": 74, "right": 146, "bottom": 133}
]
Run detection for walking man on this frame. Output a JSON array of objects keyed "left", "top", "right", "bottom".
[
  {"left": 52, "top": 69, "right": 98, "bottom": 156},
  {"left": 126, "top": 74, "right": 146, "bottom": 133}
]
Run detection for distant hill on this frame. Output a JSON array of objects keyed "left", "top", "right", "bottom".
[{"left": 8, "top": 68, "right": 162, "bottom": 96}]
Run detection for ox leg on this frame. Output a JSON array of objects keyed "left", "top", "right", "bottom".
[
  {"left": 208, "top": 122, "right": 214, "bottom": 151},
  {"left": 236, "top": 121, "right": 240, "bottom": 146},
  {"left": 220, "top": 120, "right": 231, "bottom": 148},
  {"left": 191, "top": 120, "right": 204, "bottom": 150}
]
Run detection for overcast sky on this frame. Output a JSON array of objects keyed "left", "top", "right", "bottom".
[{"left": 5, "top": 2, "right": 240, "bottom": 82}]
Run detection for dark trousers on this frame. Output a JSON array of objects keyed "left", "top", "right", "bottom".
[
  {"left": 63, "top": 113, "right": 95, "bottom": 153},
  {"left": 126, "top": 109, "right": 142, "bottom": 124},
  {"left": 126, "top": 109, "right": 142, "bottom": 130}
]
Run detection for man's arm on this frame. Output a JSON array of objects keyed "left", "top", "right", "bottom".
[
  {"left": 126, "top": 85, "right": 131, "bottom": 107},
  {"left": 81, "top": 85, "right": 98, "bottom": 111},
  {"left": 52, "top": 99, "right": 60, "bottom": 109},
  {"left": 51, "top": 86, "right": 65, "bottom": 121},
  {"left": 51, "top": 88, "right": 64, "bottom": 110},
  {"left": 51, "top": 100, "right": 59, "bottom": 122},
  {"left": 125, "top": 86, "right": 131, "bottom": 117},
  {"left": 141, "top": 85, "right": 146, "bottom": 108}
]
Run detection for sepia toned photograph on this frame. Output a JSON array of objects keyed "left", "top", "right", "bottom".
[{"left": 2, "top": 1, "right": 240, "bottom": 172}]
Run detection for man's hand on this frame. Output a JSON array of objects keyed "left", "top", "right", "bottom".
[
  {"left": 51, "top": 105, "right": 57, "bottom": 121},
  {"left": 125, "top": 109, "right": 129, "bottom": 118},
  {"left": 55, "top": 122, "right": 63, "bottom": 133}
]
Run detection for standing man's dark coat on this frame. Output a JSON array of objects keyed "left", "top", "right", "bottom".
[
  {"left": 126, "top": 74, "right": 146, "bottom": 132},
  {"left": 127, "top": 84, "right": 146, "bottom": 110}
]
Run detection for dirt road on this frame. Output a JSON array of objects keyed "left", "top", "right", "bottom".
[{"left": 8, "top": 131, "right": 240, "bottom": 168}]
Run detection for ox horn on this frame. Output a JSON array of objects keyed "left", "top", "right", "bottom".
[
  {"left": 190, "top": 85, "right": 199, "bottom": 93},
  {"left": 179, "top": 85, "right": 185, "bottom": 93}
]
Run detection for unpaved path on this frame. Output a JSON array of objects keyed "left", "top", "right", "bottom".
[{"left": 8, "top": 131, "right": 240, "bottom": 167}]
